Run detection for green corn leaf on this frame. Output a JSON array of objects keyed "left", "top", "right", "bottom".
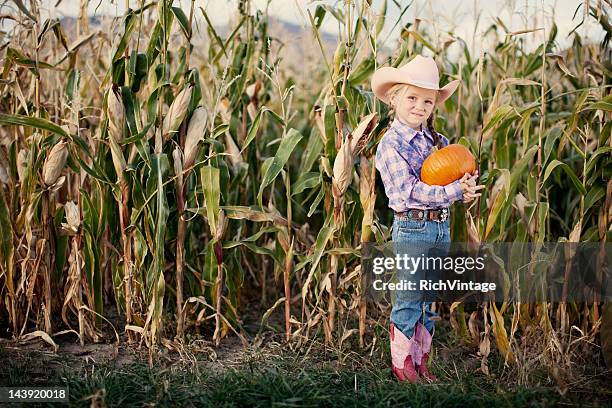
[
  {"left": 128, "top": 51, "right": 148, "bottom": 93},
  {"left": 348, "top": 58, "right": 375, "bottom": 85},
  {"left": 80, "top": 189, "right": 99, "bottom": 238},
  {"left": 375, "top": 0, "right": 387, "bottom": 35},
  {"left": 146, "top": 152, "right": 170, "bottom": 340},
  {"left": 301, "top": 224, "right": 335, "bottom": 300},
  {"left": 406, "top": 30, "right": 436, "bottom": 52},
  {"left": 586, "top": 147, "right": 612, "bottom": 176},
  {"left": 146, "top": 22, "right": 163, "bottom": 63},
  {"left": 200, "top": 166, "right": 221, "bottom": 236},
  {"left": 543, "top": 159, "right": 586, "bottom": 195},
  {"left": 543, "top": 126, "right": 563, "bottom": 166},
  {"left": 308, "top": 184, "right": 326, "bottom": 217},
  {"left": 581, "top": 100, "right": 612, "bottom": 112},
  {"left": 200, "top": 6, "right": 228, "bottom": 60},
  {"left": 257, "top": 129, "right": 303, "bottom": 207},
  {"left": 536, "top": 202, "right": 549, "bottom": 242},
  {"left": 510, "top": 145, "right": 538, "bottom": 193},
  {"left": 313, "top": 5, "right": 326, "bottom": 28},
  {"left": 64, "top": 69, "right": 80, "bottom": 104},
  {"left": 5, "top": 47, "right": 56, "bottom": 71},
  {"left": 482, "top": 105, "right": 516, "bottom": 137},
  {"left": 0, "top": 113, "right": 68, "bottom": 138},
  {"left": 323, "top": 105, "right": 337, "bottom": 160},
  {"left": 112, "top": 4, "right": 153, "bottom": 64},
  {"left": 485, "top": 169, "right": 510, "bottom": 240},
  {"left": 217, "top": 18, "right": 246, "bottom": 65},
  {"left": 292, "top": 172, "right": 321, "bottom": 196},
  {"left": 584, "top": 186, "right": 605, "bottom": 215},
  {"left": 82, "top": 231, "right": 102, "bottom": 323},
  {"left": 171, "top": 7, "right": 191, "bottom": 39},
  {"left": 241, "top": 106, "right": 278, "bottom": 153},
  {"left": 299, "top": 127, "right": 324, "bottom": 175},
  {"left": 240, "top": 226, "right": 277, "bottom": 242},
  {"left": 202, "top": 239, "right": 218, "bottom": 299},
  {"left": 158, "top": 0, "right": 174, "bottom": 38},
  {"left": 223, "top": 241, "right": 281, "bottom": 265}
]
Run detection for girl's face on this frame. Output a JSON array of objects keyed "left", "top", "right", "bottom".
[{"left": 389, "top": 85, "right": 437, "bottom": 130}]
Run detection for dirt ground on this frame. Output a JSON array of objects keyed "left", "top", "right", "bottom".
[{"left": 0, "top": 305, "right": 611, "bottom": 407}]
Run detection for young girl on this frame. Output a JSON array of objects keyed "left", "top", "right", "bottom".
[{"left": 371, "top": 55, "right": 484, "bottom": 383}]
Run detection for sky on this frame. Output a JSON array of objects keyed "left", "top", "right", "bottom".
[{"left": 8, "top": 0, "right": 608, "bottom": 56}]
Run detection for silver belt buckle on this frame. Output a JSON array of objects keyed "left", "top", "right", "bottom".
[{"left": 439, "top": 208, "right": 449, "bottom": 222}]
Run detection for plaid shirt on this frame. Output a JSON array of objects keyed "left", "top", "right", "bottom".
[{"left": 375, "top": 118, "right": 464, "bottom": 212}]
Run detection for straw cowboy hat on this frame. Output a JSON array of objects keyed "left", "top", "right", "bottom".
[{"left": 371, "top": 55, "right": 460, "bottom": 105}]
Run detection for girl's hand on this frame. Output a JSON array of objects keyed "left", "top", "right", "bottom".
[{"left": 459, "top": 172, "right": 485, "bottom": 203}]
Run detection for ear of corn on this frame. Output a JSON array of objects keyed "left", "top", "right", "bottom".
[
  {"left": 184, "top": 106, "right": 207, "bottom": 170},
  {"left": 16, "top": 149, "right": 28, "bottom": 183},
  {"left": 163, "top": 85, "right": 193, "bottom": 140},
  {"left": 107, "top": 86, "right": 125, "bottom": 142},
  {"left": 61, "top": 201, "right": 80, "bottom": 233},
  {"left": 42, "top": 141, "right": 68, "bottom": 187}
]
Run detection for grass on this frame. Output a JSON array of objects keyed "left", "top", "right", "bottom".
[
  {"left": 0, "top": 327, "right": 609, "bottom": 408},
  {"left": 0, "top": 356, "right": 567, "bottom": 408}
]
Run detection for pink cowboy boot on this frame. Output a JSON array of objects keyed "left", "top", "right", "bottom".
[
  {"left": 418, "top": 353, "right": 438, "bottom": 382},
  {"left": 412, "top": 323, "right": 438, "bottom": 382},
  {"left": 390, "top": 324, "right": 419, "bottom": 383}
]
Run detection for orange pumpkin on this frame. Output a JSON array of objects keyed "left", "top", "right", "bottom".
[{"left": 420, "top": 144, "right": 476, "bottom": 186}]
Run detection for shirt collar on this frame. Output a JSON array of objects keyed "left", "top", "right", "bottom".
[{"left": 390, "top": 118, "right": 434, "bottom": 144}]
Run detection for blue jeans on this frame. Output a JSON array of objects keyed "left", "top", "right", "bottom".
[{"left": 390, "top": 216, "right": 451, "bottom": 338}]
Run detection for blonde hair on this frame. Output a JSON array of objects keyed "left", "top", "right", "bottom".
[{"left": 386, "top": 83, "right": 409, "bottom": 112}]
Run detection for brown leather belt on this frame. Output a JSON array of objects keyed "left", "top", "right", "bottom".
[{"left": 394, "top": 208, "right": 449, "bottom": 222}]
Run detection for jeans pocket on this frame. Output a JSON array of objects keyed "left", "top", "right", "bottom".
[{"left": 396, "top": 219, "right": 427, "bottom": 233}]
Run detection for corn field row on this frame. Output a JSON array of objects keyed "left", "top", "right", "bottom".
[{"left": 0, "top": 0, "right": 610, "bottom": 383}]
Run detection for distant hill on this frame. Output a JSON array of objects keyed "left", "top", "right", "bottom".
[
  {"left": 56, "top": 13, "right": 387, "bottom": 90},
  {"left": 210, "top": 15, "right": 340, "bottom": 77}
]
